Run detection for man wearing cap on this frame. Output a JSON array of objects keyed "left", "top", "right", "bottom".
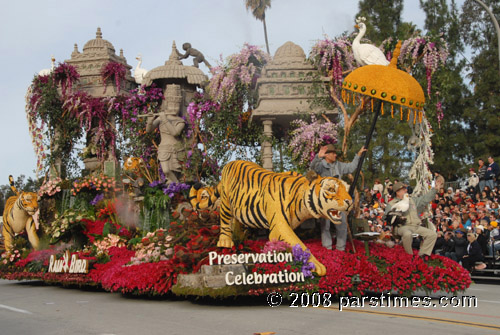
[
  {"left": 310, "top": 144, "right": 367, "bottom": 251},
  {"left": 384, "top": 177, "right": 444, "bottom": 258}
]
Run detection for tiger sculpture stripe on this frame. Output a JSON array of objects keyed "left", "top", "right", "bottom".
[
  {"left": 189, "top": 160, "right": 353, "bottom": 276},
  {"left": 2, "top": 175, "right": 40, "bottom": 252}
]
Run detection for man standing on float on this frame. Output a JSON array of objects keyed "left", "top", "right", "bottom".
[{"left": 311, "top": 144, "right": 367, "bottom": 250}]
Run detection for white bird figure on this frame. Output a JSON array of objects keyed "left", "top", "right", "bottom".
[
  {"left": 38, "top": 56, "right": 56, "bottom": 76},
  {"left": 387, "top": 193, "right": 410, "bottom": 225},
  {"left": 391, "top": 193, "right": 410, "bottom": 212},
  {"left": 352, "top": 17, "right": 390, "bottom": 66},
  {"left": 134, "top": 54, "right": 148, "bottom": 84}
]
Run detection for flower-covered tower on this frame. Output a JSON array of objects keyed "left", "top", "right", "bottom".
[
  {"left": 65, "top": 27, "right": 135, "bottom": 97},
  {"left": 251, "top": 41, "right": 335, "bottom": 170}
]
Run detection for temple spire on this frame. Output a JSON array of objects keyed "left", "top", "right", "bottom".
[{"left": 166, "top": 41, "right": 182, "bottom": 65}]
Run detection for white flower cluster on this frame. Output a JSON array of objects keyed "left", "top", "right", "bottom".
[{"left": 93, "top": 234, "right": 126, "bottom": 256}]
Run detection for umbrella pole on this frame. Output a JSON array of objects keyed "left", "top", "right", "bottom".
[
  {"left": 346, "top": 99, "right": 381, "bottom": 252},
  {"left": 349, "top": 99, "right": 381, "bottom": 197}
]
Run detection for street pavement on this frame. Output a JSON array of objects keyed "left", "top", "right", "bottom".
[{"left": 0, "top": 279, "right": 499, "bottom": 335}]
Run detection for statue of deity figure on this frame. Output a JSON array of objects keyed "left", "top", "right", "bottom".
[{"left": 146, "top": 84, "right": 186, "bottom": 183}]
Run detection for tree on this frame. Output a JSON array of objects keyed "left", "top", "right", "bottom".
[
  {"left": 460, "top": 0, "right": 500, "bottom": 161},
  {"left": 417, "top": 0, "right": 472, "bottom": 180},
  {"left": 245, "top": 0, "right": 272, "bottom": 54},
  {"left": 356, "top": 0, "right": 405, "bottom": 44}
]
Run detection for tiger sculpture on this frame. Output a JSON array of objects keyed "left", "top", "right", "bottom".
[
  {"left": 189, "top": 160, "right": 353, "bottom": 276},
  {"left": 2, "top": 175, "right": 40, "bottom": 252}
]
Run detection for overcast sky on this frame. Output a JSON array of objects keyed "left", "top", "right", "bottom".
[{"left": 0, "top": 0, "right": 465, "bottom": 182}]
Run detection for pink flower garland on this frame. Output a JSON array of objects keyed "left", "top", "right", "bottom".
[
  {"left": 101, "top": 61, "right": 127, "bottom": 93},
  {"left": 288, "top": 115, "right": 338, "bottom": 169},
  {"left": 208, "top": 44, "right": 270, "bottom": 103},
  {"left": 309, "top": 37, "right": 355, "bottom": 93},
  {"left": 53, "top": 63, "right": 80, "bottom": 97}
]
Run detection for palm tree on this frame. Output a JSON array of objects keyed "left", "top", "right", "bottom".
[{"left": 245, "top": 0, "right": 272, "bottom": 54}]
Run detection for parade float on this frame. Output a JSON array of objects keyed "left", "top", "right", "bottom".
[{"left": 0, "top": 25, "right": 471, "bottom": 299}]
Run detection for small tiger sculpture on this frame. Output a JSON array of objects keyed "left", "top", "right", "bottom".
[
  {"left": 2, "top": 175, "right": 40, "bottom": 252},
  {"left": 189, "top": 161, "right": 353, "bottom": 276}
]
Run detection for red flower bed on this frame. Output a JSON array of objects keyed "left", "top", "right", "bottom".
[{"left": 306, "top": 239, "right": 471, "bottom": 296}]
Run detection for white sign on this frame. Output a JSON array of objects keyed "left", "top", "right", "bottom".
[
  {"left": 208, "top": 251, "right": 305, "bottom": 286},
  {"left": 48, "top": 250, "right": 89, "bottom": 274}
]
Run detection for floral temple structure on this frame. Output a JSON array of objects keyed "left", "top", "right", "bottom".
[{"left": 0, "top": 23, "right": 473, "bottom": 300}]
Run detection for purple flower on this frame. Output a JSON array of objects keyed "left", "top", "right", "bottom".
[
  {"left": 161, "top": 182, "right": 191, "bottom": 196},
  {"left": 149, "top": 180, "right": 161, "bottom": 188},
  {"left": 292, "top": 244, "right": 315, "bottom": 279},
  {"left": 292, "top": 244, "right": 310, "bottom": 263},
  {"left": 90, "top": 193, "right": 104, "bottom": 205}
]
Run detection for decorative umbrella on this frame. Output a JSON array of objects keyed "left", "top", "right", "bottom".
[{"left": 341, "top": 41, "right": 426, "bottom": 198}]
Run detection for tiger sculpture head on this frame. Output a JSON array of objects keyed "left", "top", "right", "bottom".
[
  {"left": 305, "top": 176, "right": 352, "bottom": 225},
  {"left": 188, "top": 183, "right": 219, "bottom": 211},
  {"left": 16, "top": 192, "right": 39, "bottom": 216},
  {"left": 124, "top": 157, "right": 144, "bottom": 174}
]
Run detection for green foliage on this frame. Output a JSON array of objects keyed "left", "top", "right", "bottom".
[
  {"left": 460, "top": 0, "right": 500, "bottom": 161},
  {"left": 201, "top": 92, "right": 263, "bottom": 169},
  {"left": 413, "top": 0, "right": 472, "bottom": 180},
  {"left": 245, "top": 0, "right": 271, "bottom": 21},
  {"left": 30, "top": 76, "right": 83, "bottom": 178},
  {"left": 43, "top": 208, "right": 93, "bottom": 246},
  {"left": 356, "top": 0, "right": 405, "bottom": 44},
  {"left": 141, "top": 187, "right": 172, "bottom": 233},
  {"left": 345, "top": 112, "right": 412, "bottom": 183},
  {"left": 102, "top": 222, "right": 113, "bottom": 237}
]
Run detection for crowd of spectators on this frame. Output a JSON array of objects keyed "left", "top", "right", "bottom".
[{"left": 357, "top": 156, "right": 500, "bottom": 271}]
